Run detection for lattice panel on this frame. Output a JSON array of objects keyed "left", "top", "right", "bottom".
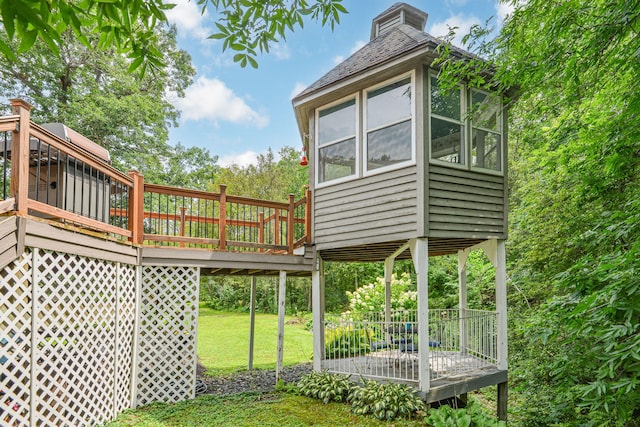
[
  {"left": 32, "top": 249, "right": 118, "bottom": 426},
  {"left": 135, "top": 266, "right": 199, "bottom": 406},
  {"left": 114, "top": 264, "right": 137, "bottom": 414},
  {"left": 1, "top": 250, "right": 33, "bottom": 427}
]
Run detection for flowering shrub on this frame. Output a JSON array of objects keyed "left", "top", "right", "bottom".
[{"left": 342, "top": 273, "right": 417, "bottom": 319}]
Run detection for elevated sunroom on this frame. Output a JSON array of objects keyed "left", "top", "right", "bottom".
[{"left": 292, "top": 2, "right": 508, "bottom": 420}]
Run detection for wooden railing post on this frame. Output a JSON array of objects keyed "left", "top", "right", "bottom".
[
  {"left": 258, "top": 212, "right": 265, "bottom": 252},
  {"left": 9, "top": 99, "right": 32, "bottom": 216},
  {"left": 304, "top": 186, "right": 312, "bottom": 244},
  {"left": 179, "top": 207, "right": 187, "bottom": 248},
  {"left": 274, "top": 208, "right": 280, "bottom": 246},
  {"left": 287, "top": 194, "right": 295, "bottom": 254},
  {"left": 218, "top": 184, "right": 227, "bottom": 250},
  {"left": 128, "top": 170, "right": 144, "bottom": 245}
]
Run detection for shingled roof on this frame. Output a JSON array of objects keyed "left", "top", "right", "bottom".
[
  {"left": 293, "top": 25, "right": 436, "bottom": 100},
  {"left": 292, "top": 3, "right": 474, "bottom": 102}
]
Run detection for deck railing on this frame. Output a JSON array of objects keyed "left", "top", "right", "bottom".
[
  {"left": 322, "top": 309, "right": 498, "bottom": 384},
  {"left": 0, "top": 99, "right": 310, "bottom": 254}
]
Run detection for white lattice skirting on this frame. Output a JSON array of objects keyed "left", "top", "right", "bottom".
[{"left": 1, "top": 248, "right": 200, "bottom": 426}]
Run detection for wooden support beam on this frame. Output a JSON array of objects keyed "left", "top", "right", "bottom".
[
  {"left": 9, "top": 99, "right": 31, "bottom": 217},
  {"left": 410, "top": 238, "right": 430, "bottom": 393},
  {"left": 248, "top": 276, "right": 257, "bottom": 371},
  {"left": 496, "top": 239, "right": 508, "bottom": 370},
  {"left": 276, "top": 271, "right": 287, "bottom": 383},
  {"left": 458, "top": 249, "right": 469, "bottom": 353},
  {"left": 497, "top": 381, "right": 508, "bottom": 422},
  {"left": 128, "top": 171, "right": 144, "bottom": 245},
  {"left": 312, "top": 257, "right": 323, "bottom": 372}
]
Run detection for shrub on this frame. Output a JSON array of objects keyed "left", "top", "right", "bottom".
[
  {"left": 324, "top": 325, "right": 370, "bottom": 358},
  {"left": 425, "top": 399, "right": 506, "bottom": 427},
  {"left": 297, "top": 371, "right": 355, "bottom": 404},
  {"left": 343, "top": 272, "right": 417, "bottom": 319},
  {"left": 348, "top": 379, "right": 424, "bottom": 421}
]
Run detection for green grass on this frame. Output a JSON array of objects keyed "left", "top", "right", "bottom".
[
  {"left": 104, "top": 392, "right": 428, "bottom": 426},
  {"left": 103, "top": 308, "right": 431, "bottom": 426},
  {"left": 197, "top": 306, "right": 313, "bottom": 376}
]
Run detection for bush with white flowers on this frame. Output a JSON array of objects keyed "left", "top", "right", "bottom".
[{"left": 343, "top": 272, "right": 417, "bottom": 319}]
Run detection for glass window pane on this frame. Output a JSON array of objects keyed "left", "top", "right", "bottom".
[
  {"left": 319, "top": 138, "right": 356, "bottom": 183},
  {"left": 472, "top": 130, "right": 501, "bottom": 171},
  {"left": 367, "top": 78, "right": 411, "bottom": 130},
  {"left": 431, "top": 117, "right": 464, "bottom": 164},
  {"left": 472, "top": 90, "right": 500, "bottom": 131},
  {"left": 318, "top": 99, "right": 356, "bottom": 146},
  {"left": 367, "top": 120, "right": 411, "bottom": 171},
  {"left": 431, "top": 76, "right": 461, "bottom": 120}
]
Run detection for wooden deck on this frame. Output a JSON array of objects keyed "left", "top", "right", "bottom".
[
  {"left": 322, "top": 350, "right": 506, "bottom": 403},
  {"left": 0, "top": 101, "right": 313, "bottom": 274}
]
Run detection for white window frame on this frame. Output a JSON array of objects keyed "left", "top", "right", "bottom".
[
  {"left": 428, "top": 71, "right": 467, "bottom": 170},
  {"left": 470, "top": 88, "right": 503, "bottom": 175},
  {"left": 428, "top": 70, "right": 505, "bottom": 176},
  {"left": 363, "top": 71, "right": 416, "bottom": 177},
  {"left": 315, "top": 94, "right": 360, "bottom": 188}
]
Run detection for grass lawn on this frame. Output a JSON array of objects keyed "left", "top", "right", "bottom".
[
  {"left": 104, "top": 392, "right": 428, "bottom": 427},
  {"left": 197, "top": 306, "right": 313, "bottom": 376}
]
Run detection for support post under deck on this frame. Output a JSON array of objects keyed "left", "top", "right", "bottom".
[
  {"left": 312, "top": 257, "right": 324, "bottom": 372},
  {"left": 410, "top": 238, "right": 430, "bottom": 393},
  {"left": 276, "top": 271, "right": 287, "bottom": 383}
]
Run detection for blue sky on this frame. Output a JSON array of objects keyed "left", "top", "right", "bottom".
[{"left": 165, "top": 0, "right": 512, "bottom": 167}]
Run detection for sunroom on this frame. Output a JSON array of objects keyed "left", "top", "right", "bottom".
[{"left": 292, "top": 2, "right": 508, "bottom": 417}]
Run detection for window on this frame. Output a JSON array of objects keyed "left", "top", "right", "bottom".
[
  {"left": 428, "top": 71, "right": 503, "bottom": 174},
  {"left": 430, "top": 76, "right": 465, "bottom": 165},
  {"left": 317, "top": 98, "right": 357, "bottom": 184},
  {"left": 471, "top": 89, "right": 501, "bottom": 171},
  {"left": 315, "top": 73, "right": 416, "bottom": 187},
  {"left": 365, "top": 77, "right": 413, "bottom": 172}
]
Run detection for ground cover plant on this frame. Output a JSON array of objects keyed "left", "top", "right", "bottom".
[
  {"left": 197, "top": 305, "right": 313, "bottom": 376},
  {"left": 103, "top": 392, "right": 428, "bottom": 427}
]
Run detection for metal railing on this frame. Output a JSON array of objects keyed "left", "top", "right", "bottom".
[
  {"left": 0, "top": 99, "right": 311, "bottom": 254},
  {"left": 322, "top": 309, "right": 498, "bottom": 384},
  {"left": 0, "top": 101, "right": 133, "bottom": 239}
]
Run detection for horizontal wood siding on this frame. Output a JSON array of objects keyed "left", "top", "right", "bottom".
[
  {"left": 24, "top": 219, "right": 139, "bottom": 265},
  {"left": 0, "top": 216, "right": 17, "bottom": 269},
  {"left": 428, "top": 165, "right": 506, "bottom": 239},
  {"left": 314, "top": 166, "right": 418, "bottom": 250}
]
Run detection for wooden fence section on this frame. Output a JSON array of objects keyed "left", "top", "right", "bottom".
[{"left": 0, "top": 99, "right": 311, "bottom": 254}]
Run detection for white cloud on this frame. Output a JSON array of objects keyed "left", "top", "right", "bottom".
[
  {"left": 270, "top": 43, "right": 291, "bottom": 60},
  {"left": 496, "top": 2, "right": 515, "bottom": 23},
  {"left": 173, "top": 76, "right": 269, "bottom": 127},
  {"left": 165, "top": 0, "right": 212, "bottom": 39},
  {"left": 218, "top": 151, "right": 260, "bottom": 168},
  {"left": 428, "top": 14, "right": 482, "bottom": 48},
  {"left": 290, "top": 82, "right": 307, "bottom": 99},
  {"left": 332, "top": 40, "right": 366, "bottom": 65}
]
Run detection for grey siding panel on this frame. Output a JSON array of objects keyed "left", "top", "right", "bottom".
[
  {"left": 314, "top": 166, "right": 418, "bottom": 248},
  {"left": 428, "top": 167, "right": 506, "bottom": 239}
]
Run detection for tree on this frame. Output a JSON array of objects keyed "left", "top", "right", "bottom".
[
  {"left": 0, "top": 0, "right": 347, "bottom": 72},
  {"left": 215, "top": 146, "right": 307, "bottom": 200},
  {"left": 436, "top": 1, "right": 640, "bottom": 424},
  {"left": 0, "top": 24, "right": 195, "bottom": 175}
]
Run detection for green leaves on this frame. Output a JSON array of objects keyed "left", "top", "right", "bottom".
[
  {"left": 298, "top": 373, "right": 424, "bottom": 421},
  {"left": 205, "top": 0, "right": 346, "bottom": 68}
]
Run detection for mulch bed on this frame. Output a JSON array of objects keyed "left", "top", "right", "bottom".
[{"left": 196, "top": 363, "right": 313, "bottom": 396}]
